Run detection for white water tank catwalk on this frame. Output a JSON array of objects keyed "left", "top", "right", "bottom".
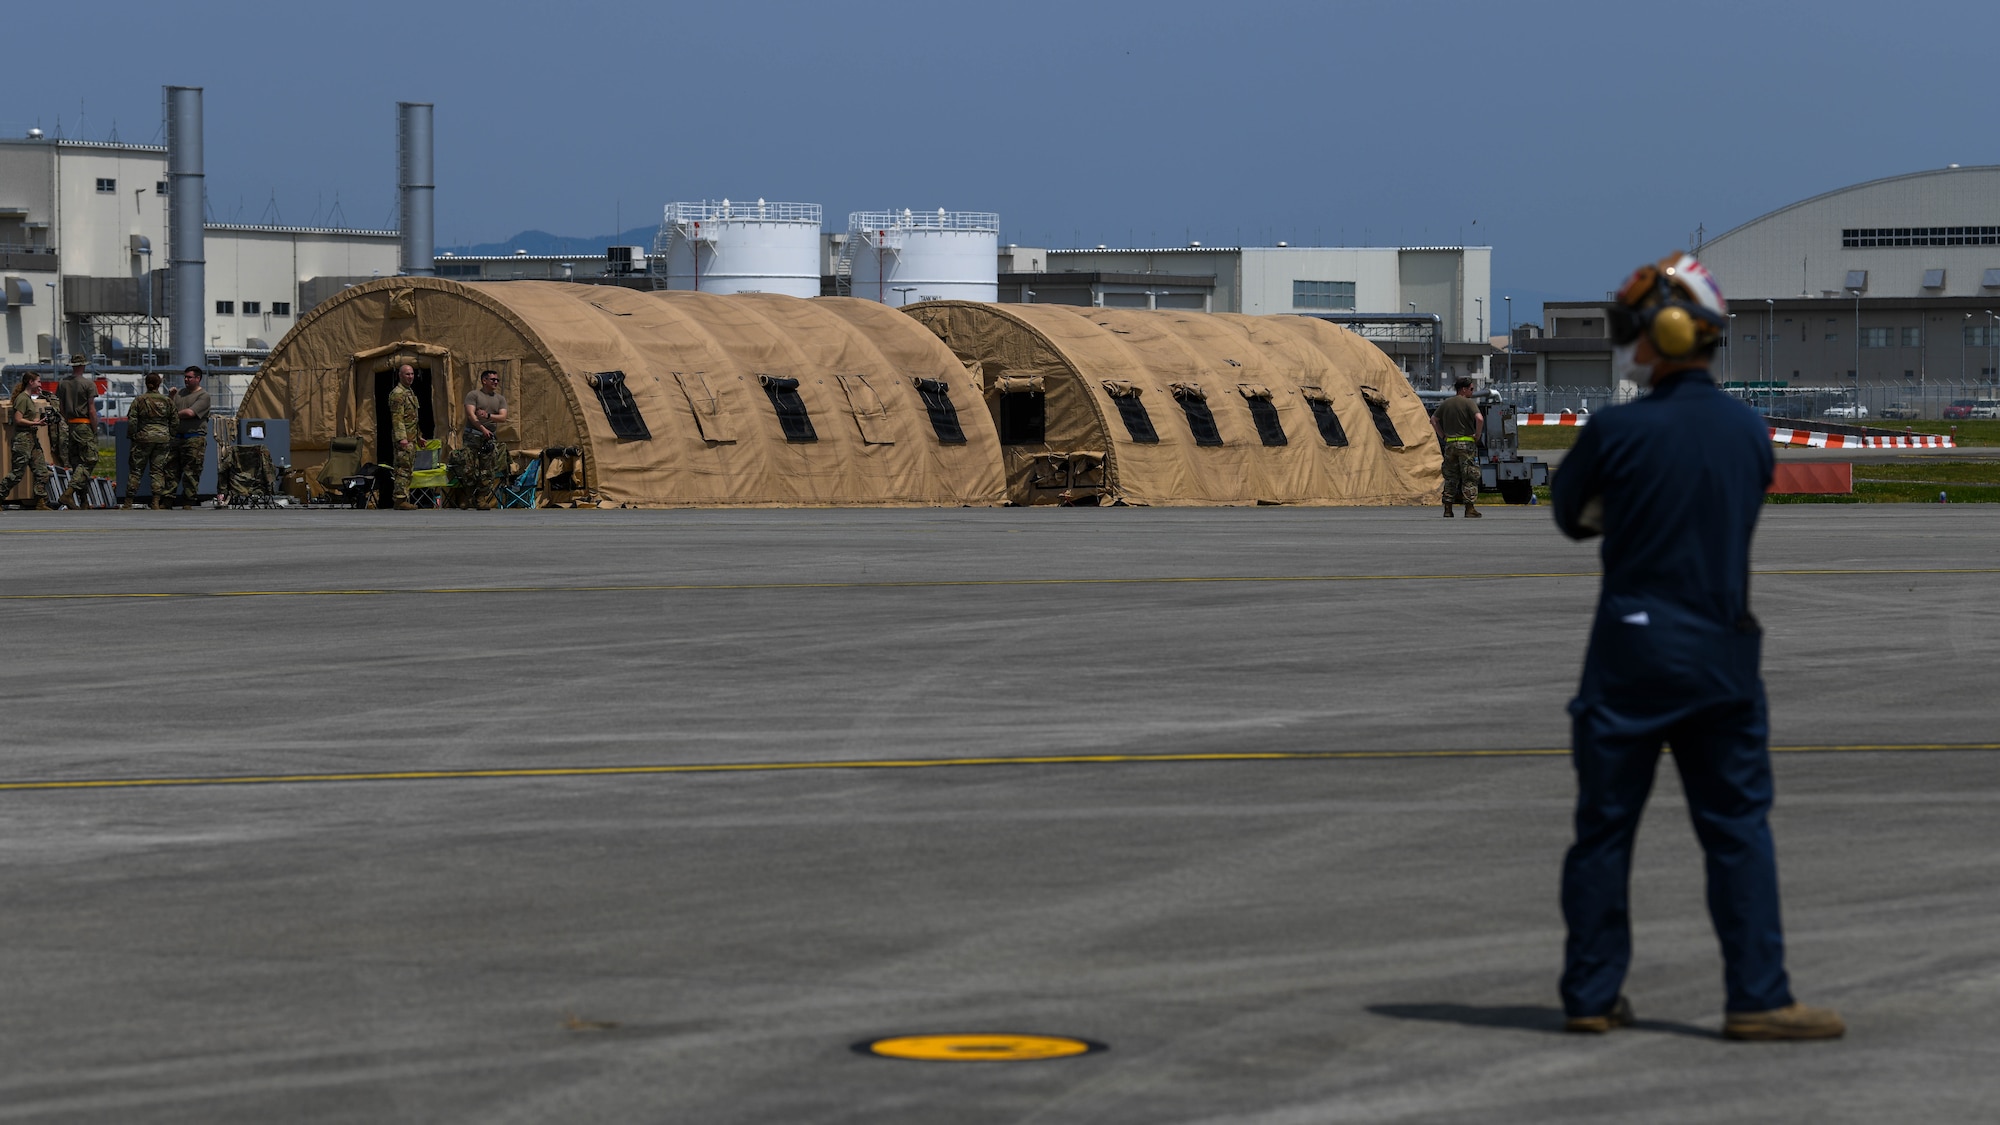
[
  {"left": 844, "top": 208, "right": 999, "bottom": 305},
  {"left": 657, "top": 200, "right": 822, "bottom": 297}
]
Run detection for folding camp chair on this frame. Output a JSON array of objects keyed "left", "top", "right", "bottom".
[
  {"left": 317, "top": 435, "right": 374, "bottom": 508},
  {"left": 407, "top": 439, "right": 449, "bottom": 508},
  {"left": 497, "top": 456, "right": 541, "bottom": 509}
]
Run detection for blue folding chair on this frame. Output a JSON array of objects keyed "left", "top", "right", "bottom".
[{"left": 497, "top": 456, "right": 541, "bottom": 509}]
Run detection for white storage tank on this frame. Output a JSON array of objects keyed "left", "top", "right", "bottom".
[
  {"left": 843, "top": 208, "right": 999, "bottom": 305},
  {"left": 656, "top": 200, "right": 822, "bottom": 297}
]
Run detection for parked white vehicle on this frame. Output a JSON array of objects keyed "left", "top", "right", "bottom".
[
  {"left": 1970, "top": 399, "right": 2000, "bottom": 420},
  {"left": 1821, "top": 404, "right": 1870, "bottom": 419}
]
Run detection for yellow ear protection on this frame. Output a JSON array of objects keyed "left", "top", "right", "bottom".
[{"left": 1609, "top": 264, "right": 1716, "bottom": 359}]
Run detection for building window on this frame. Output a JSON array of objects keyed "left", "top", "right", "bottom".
[
  {"left": 271, "top": 302, "right": 291, "bottom": 316},
  {"left": 155, "top": 181, "right": 169, "bottom": 195},
  {"left": 1901, "top": 327, "right": 1922, "bottom": 347},
  {"left": 1965, "top": 326, "right": 2000, "bottom": 347},
  {"left": 241, "top": 301, "right": 261, "bottom": 315},
  {"left": 1843, "top": 225, "right": 2000, "bottom": 248},
  {"left": 1824, "top": 334, "right": 1837, "bottom": 342},
  {"left": 95, "top": 178, "right": 116, "bottom": 193},
  {"left": 1293, "top": 280, "right": 1356, "bottom": 311},
  {"left": 215, "top": 300, "right": 234, "bottom": 315},
  {"left": 1860, "top": 328, "right": 1892, "bottom": 348}
]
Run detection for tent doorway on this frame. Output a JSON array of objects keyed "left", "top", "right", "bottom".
[
  {"left": 371, "top": 365, "right": 437, "bottom": 506},
  {"left": 371, "top": 365, "right": 437, "bottom": 461}
]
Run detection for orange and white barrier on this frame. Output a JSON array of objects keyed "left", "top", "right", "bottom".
[
  {"left": 1520, "top": 413, "right": 1587, "bottom": 426},
  {"left": 1768, "top": 428, "right": 1955, "bottom": 449}
]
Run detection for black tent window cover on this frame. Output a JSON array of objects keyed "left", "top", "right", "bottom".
[
  {"left": 759, "top": 375, "right": 818, "bottom": 442},
  {"left": 1102, "top": 382, "right": 1158, "bottom": 444},
  {"left": 588, "top": 370, "right": 651, "bottom": 441},
  {"left": 1304, "top": 398, "right": 1350, "bottom": 447},
  {"left": 998, "top": 392, "right": 1045, "bottom": 445},
  {"left": 1244, "top": 398, "right": 1287, "bottom": 446},
  {"left": 1172, "top": 388, "right": 1224, "bottom": 446},
  {"left": 1362, "top": 394, "right": 1403, "bottom": 448},
  {"left": 912, "top": 377, "right": 967, "bottom": 444}
]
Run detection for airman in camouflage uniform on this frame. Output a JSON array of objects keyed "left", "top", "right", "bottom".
[
  {"left": 1432, "top": 376, "right": 1485, "bottom": 518},
  {"left": 388, "top": 364, "right": 421, "bottom": 510},
  {"left": 125, "top": 372, "right": 176, "bottom": 509},
  {"left": 165, "top": 366, "right": 212, "bottom": 509},
  {"left": 460, "top": 368, "right": 509, "bottom": 510},
  {"left": 54, "top": 358, "right": 100, "bottom": 509},
  {"left": 3, "top": 372, "right": 55, "bottom": 509}
]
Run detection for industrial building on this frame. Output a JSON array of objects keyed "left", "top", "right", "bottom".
[
  {"left": 1516, "top": 166, "right": 2000, "bottom": 415},
  {"left": 0, "top": 134, "right": 399, "bottom": 368},
  {"left": 989, "top": 244, "right": 1494, "bottom": 384}
]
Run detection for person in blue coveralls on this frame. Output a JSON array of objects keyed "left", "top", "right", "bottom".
[{"left": 1550, "top": 253, "right": 1844, "bottom": 1041}]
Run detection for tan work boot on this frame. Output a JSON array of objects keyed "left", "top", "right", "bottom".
[
  {"left": 146, "top": 496, "right": 162, "bottom": 510},
  {"left": 393, "top": 500, "right": 419, "bottom": 511},
  {"left": 119, "top": 496, "right": 133, "bottom": 509},
  {"left": 1564, "top": 994, "right": 1635, "bottom": 1034},
  {"left": 1723, "top": 1002, "right": 1845, "bottom": 1041},
  {"left": 1442, "top": 502, "right": 1455, "bottom": 518},
  {"left": 1464, "top": 503, "right": 1483, "bottom": 518}
]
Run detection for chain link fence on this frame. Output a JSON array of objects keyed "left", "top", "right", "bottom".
[{"left": 1484, "top": 380, "right": 2000, "bottom": 424}]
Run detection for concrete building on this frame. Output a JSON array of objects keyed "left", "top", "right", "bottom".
[
  {"left": 995, "top": 244, "right": 1493, "bottom": 383},
  {"left": 1696, "top": 165, "right": 2000, "bottom": 301},
  {"left": 1, "top": 135, "right": 399, "bottom": 367},
  {"left": 1513, "top": 167, "right": 2000, "bottom": 415}
]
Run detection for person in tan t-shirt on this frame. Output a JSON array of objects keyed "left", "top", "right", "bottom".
[{"left": 460, "top": 369, "right": 509, "bottom": 509}]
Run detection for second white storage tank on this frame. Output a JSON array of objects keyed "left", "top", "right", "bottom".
[{"left": 844, "top": 208, "right": 999, "bottom": 305}]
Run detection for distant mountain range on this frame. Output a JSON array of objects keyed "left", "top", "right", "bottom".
[{"left": 438, "top": 225, "right": 661, "bottom": 257}]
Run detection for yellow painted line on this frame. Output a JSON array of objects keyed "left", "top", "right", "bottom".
[
  {"left": 0, "top": 743, "right": 1991, "bottom": 793},
  {"left": 1, "top": 567, "right": 1995, "bottom": 603},
  {"left": 858, "top": 1034, "right": 1104, "bottom": 1062}
]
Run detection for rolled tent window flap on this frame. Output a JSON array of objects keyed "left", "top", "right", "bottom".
[
  {"left": 1358, "top": 385, "right": 1405, "bottom": 448},
  {"left": 994, "top": 375, "right": 1044, "bottom": 393},
  {"left": 1101, "top": 380, "right": 1158, "bottom": 444},
  {"left": 1171, "top": 382, "right": 1223, "bottom": 446},
  {"left": 672, "top": 371, "right": 735, "bottom": 443},
  {"left": 587, "top": 370, "right": 652, "bottom": 441},
  {"left": 1237, "top": 383, "right": 1287, "bottom": 446},
  {"left": 1298, "top": 385, "right": 1350, "bottom": 447},
  {"left": 759, "top": 374, "right": 818, "bottom": 442},
  {"left": 834, "top": 374, "right": 895, "bottom": 445},
  {"left": 913, "top": 377, "right": 967, "bottom": 444}
]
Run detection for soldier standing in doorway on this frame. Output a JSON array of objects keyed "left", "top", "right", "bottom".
[
  {"left": 54, "top": 357, "right": 100, "bottom": 509},
  {"left": 461, "top": 369, "right": 508, "bottom": 510},
  {"left": 388, "top": 363, "right": 421, "bottom": 511},
  {"left": 1432, "top": 376, "right": 1485, "bottom": 518},
  {"left": 165, "top": 365, "right": 211, "bottom": 509},
  {"left": 2, "top": 371, "right": 56, "bottom": 509},
  {"left": 125, "top": 373, "right": 175, "bottom": 509}
]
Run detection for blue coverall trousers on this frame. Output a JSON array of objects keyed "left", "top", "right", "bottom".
[{"left": 1559, "top": 695, "right": 1795, "bottom": 1017}]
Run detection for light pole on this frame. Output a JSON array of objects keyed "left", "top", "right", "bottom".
[
  {"left": 890, "top": 285, "right": 916, "bottom": 307},
  {"left": 1964, "top": 313, "right": 1972, "bottom": 381},
  {"left": 1849, "top": 286, "right": 1863, "bottom": 418},
  {"left": 46, "top": 282, "right": 58, "bottom": 362},
  {"left": 1728, "top": 313, "right": 1737, "bottom": 381},
  {"left": 1764, "top": 298, "right": 1775, "bottom": 384},
  {"left": 1503, "top": 295, "right": 1513, "bottom": 385},
  {"left": 1989, "top": 310, "right": 1997, "bottom": 385}
]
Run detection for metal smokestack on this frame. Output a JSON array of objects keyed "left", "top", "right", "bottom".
[
  {"left": 165, "top": 85, "right": 205, "bottom": 370},
  {"left": 398, "top": 101, "right": 434, "bottom": 277}
]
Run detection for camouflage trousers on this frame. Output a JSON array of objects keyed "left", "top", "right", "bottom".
[
  {"left": 128, "top": 438, "right": 171, "bottom": 498},
  {"left": 459, "top": 430, "right": 506, "bottom": 507},
  {"left": 1442, "top": 442, "right": 1480, "bottom": 504},
  {"left": 168, "top": 434, "right": 207, "bottom": 501},
  {"left": 57, "top": 422, "right": 98, "bottom": 504},
  {"left": 391, "top": 440, "right": 414, "bottom": 502},
  {"left": 3, "top": 428, "right": 54, "bottom": 501}
]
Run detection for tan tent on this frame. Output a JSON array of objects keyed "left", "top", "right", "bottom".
[
  {"left": 903, "top": 301, "right": 1441, "bottom": 506},
  {"left": 239, "top": 278, "right": 1004, "bottom": 507}
]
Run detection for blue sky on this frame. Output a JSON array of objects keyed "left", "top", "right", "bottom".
[{"left": 10, "top": 0, "right": 1998, "bottom": 319}]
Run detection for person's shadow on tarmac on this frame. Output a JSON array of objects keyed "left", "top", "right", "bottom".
[{"left": 1367, "top": 1003, "right": 1715, "bottom": 1039}]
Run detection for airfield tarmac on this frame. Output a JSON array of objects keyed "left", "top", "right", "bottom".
[{"left": 2, "top": 505, "right": 1996, "bottom": 1123}]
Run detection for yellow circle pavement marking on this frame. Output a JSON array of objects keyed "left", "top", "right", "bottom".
[{"left": 858, "top": 1034, "right": 1103, "bottom": 1062}]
